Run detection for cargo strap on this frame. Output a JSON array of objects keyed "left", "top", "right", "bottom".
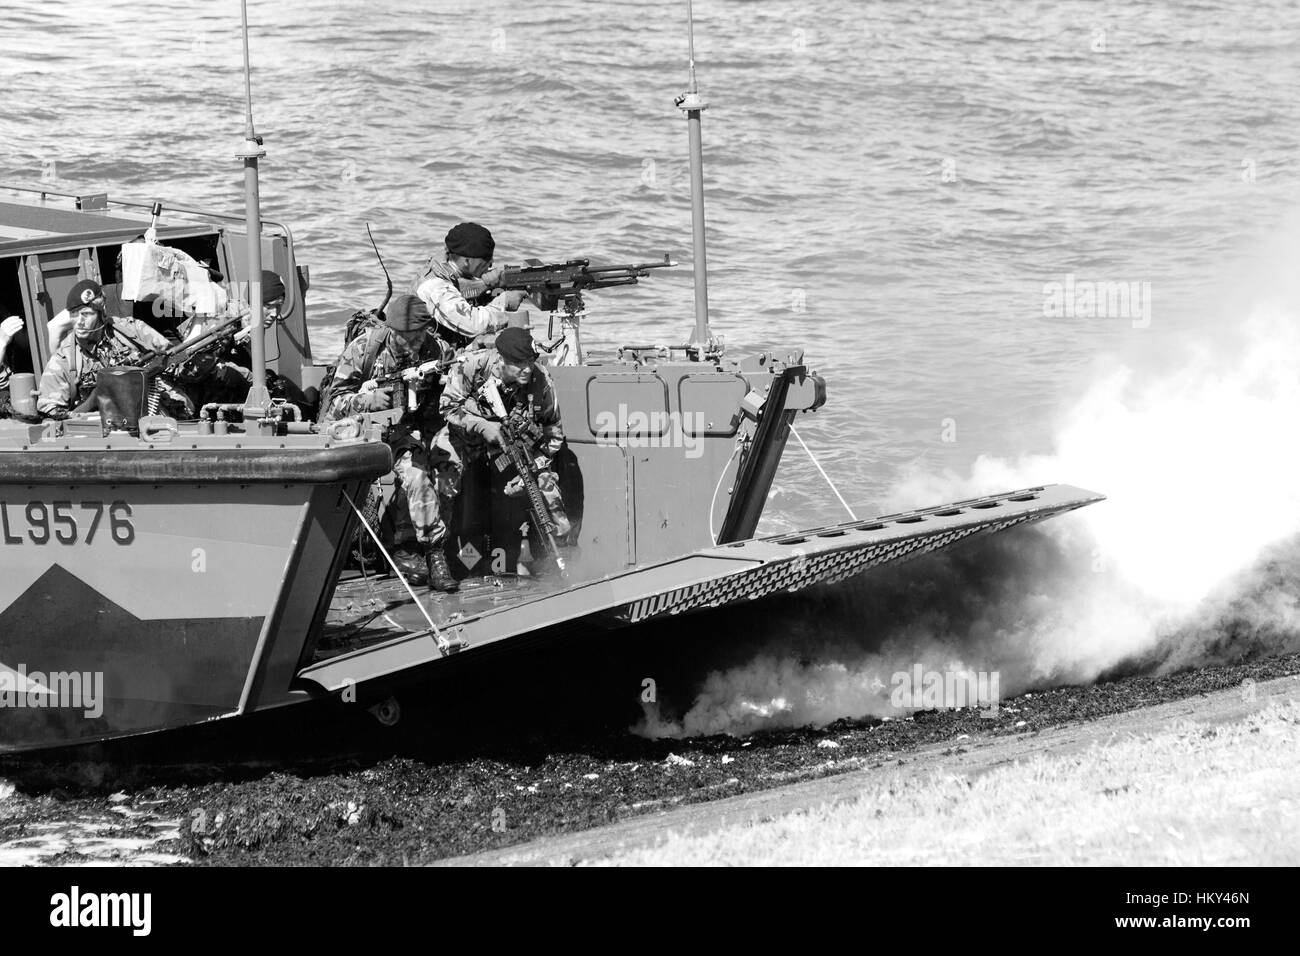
[{"left": 345, "top": 493, "right": 450, "bottom": 653}]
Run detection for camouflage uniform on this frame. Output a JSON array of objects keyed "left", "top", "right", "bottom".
[
  {"left": 413, "top": 260, "right": 513, "bottom": 350},
  {"left": 36, "top": 316, "right": 190, "bottom": 417},
  {"left": 325, "top": 326, "right": 460, "bottom": 548},
  {"left": 439, "top": 347, "right": 569, "bottom": 546}
]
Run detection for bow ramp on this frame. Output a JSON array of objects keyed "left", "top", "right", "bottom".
[{"left": 300, "top": 484, "right": 1102, "bottom": 693}]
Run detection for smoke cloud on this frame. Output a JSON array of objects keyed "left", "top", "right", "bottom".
[{"left": 639, "top": 303, "right": 1300, "bottom": 738}]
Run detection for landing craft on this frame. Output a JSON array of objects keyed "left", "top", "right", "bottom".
[{"left": 0, "top": 2, "right": 1101, "bottom": 752}]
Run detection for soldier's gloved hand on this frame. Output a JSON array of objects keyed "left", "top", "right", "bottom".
[
  {"left": 503, "top": 475, "right": 525, "bottom": 498},
  {"left": 361, "top": 386, "right": 395, "bottom": 412},
  {"left": 479, "top": 421, "right": 504, "bottom": 446},
  {"left": 492, "top": 290, "right": 529, "bottom": 312},
  {"left": 479, "top": 267, "right": 504, "bottom": 289},
  {"left": 0, "top": 315, "right": 23, "bottom": 345}
]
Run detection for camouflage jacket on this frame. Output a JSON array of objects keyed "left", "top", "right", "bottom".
[
  {"left": 440, "top": 349, "right": 563, "bottom": 457},
  {"left": 36, "top": 317, "right": 170, "bottom": 415},
  {"left": 413, "top": 260, "right": 512, "bottom": 346},
  {"left": 324, "top": 325, "right": 446, "bottom": 433}
]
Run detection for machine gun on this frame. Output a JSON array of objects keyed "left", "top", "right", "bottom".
[
  {"left": 66, "top": 312, "right": 250, "bottom": 428},
  {"left": 496, "top": 255, "right": 675, "bottom": 313},
  {"left": 134, "top": 311, "right": 247, "bottom": 376},
  {"left": 481, "top": 379, "right": 568, "bottom": 578}
]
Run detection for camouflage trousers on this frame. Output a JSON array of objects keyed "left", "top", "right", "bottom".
[{"left": 390, "top": 428, "right": 463, "bottom": 547}]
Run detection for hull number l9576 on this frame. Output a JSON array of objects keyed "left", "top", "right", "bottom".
[{"left": 0, "top": 500, "right": 135, "bottom": 546}]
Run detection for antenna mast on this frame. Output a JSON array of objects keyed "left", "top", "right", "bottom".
[
  {"left": 236, "top": 0, "right": 271, "bottom": 417},
  {"left": 677, "top": 0, "right": 713, "bottom": 358}
]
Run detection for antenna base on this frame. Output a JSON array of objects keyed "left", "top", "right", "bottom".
[
  {"left": 675, "top": 91, "right": 708, "bottom": 112},
  {"left": 235, "top": 136, "right": 266, "bottom": 160}
]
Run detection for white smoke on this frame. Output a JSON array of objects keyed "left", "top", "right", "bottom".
[{"left": 639, "top": 302, "right": 1300, "bottom": 738}]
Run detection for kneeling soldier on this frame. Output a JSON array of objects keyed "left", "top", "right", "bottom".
[
  {"left": 439, "top": 326, "right": 569, "bottom": 577},
  {"left": 324, "top": 294, "right": 462, "bottom": 591}
]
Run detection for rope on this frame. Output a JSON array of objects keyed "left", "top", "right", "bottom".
[
  {"left": 345, "top": 494, "right": 448, "bottom": 650},
  {"left": 788, "top": 423, "right": 857, "bottom": 522},
  {"left": 709, "top": 440, "right": 745, "bottom": 546}
]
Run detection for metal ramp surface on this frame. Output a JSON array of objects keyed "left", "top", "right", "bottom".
[{"left": 298, "top": 484, "right": 1102, "bottom": 693}]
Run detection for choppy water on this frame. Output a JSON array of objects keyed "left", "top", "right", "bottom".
[{"left": 4, "top": 0, "right": 1300, "bottom": 527}]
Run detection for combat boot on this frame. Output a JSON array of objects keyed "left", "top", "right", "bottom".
[
  {"left": 426, "top": 547, "right": 459, "bottom": 593},
  {"left": 392, "top": 545, "right": 429, "bottom": 587}
]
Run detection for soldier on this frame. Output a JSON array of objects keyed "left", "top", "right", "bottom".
[
  {"left": 177, "top": 270, "right": 309, "bottom": 411},
  {"left": 0, "top": 314, "right": 26, "bottom": 418},
  {"left": 36, "top": 280, "right": 191, "bottom": 418},
  {"left": 412, "top": 222, "right": 531, "bottom": 351},
  {"left": 324, "top": 294, "right": 461, "bottom": 592},
  {"left": 439, "top": 326, "right": 569, "bottom": 577}
]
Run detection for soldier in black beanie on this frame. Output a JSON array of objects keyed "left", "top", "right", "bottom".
[{"left": 410, "top": 222, "right": 532, "bottom": 351}]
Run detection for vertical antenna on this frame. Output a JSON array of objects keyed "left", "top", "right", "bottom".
[
  {"left": 677, "top": 0, "right": 713, "bottom": 358},
  {"left": 236, "top": 0, "right": 271, "bottom": 417}
]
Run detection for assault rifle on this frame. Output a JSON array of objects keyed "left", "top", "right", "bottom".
[
  {"left": 481, "top": 379, "right": 568, "bottom": 577},
  {"left": 496, "top": 255, "right": 675, "bottom": 312},
  {"left": 360, "top": 353, "right": 456, "bottom": 414}
]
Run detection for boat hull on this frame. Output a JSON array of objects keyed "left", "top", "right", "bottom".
[{"left": 0, "top": 440, "right": 390, "bottom": 753}]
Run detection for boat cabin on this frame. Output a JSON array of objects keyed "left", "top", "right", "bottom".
[{"left": 0, "top": 182, "right": 317, "bottom": 394}]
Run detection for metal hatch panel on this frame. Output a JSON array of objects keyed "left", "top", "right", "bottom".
[{"left": 298, "top": 484, "right": 1103, "bottom": 693}]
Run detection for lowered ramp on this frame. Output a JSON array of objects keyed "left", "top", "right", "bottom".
[{"left": 298, "top": 484, "right": 1102, "bottom": 693}]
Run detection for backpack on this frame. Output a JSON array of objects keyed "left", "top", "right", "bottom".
[{"left": 316, "top": 310, "right": 390, "bottom": 423}]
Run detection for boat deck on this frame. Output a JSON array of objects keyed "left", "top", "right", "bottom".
[{"left": 317, "top": 569, "right": 565, "bottom": 662}]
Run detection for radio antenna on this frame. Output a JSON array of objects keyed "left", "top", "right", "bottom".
[
  {"left": 677, "top": 0, "right": 713, "bottom": 358},
  {"left": 366, "top": 223, "right": 393, "bottom": 317},
  {"left": 236, "top": 0, "right": 271, "bottom": 417}
]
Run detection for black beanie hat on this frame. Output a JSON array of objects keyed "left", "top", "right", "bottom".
[
  {"left": 445, "top": 222, "right": 495, "bottom": 259},
  {"left": 66, "top": 279, "right": 104, "bottom": 313},
  {"left": 385, "top": 294, "right": 432, "bottom": 333},
  {"left": 494, "top": 326, "right": 537, "bottom": 364},
  {"left": 261, "top": 270, "right": 286, "bottom": 304}
]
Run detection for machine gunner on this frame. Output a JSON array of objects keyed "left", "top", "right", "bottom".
[
  {"left": 36, "top": 280, "right": 191, "bottom": 419},
  {"left": 411, "top": 222, "right": 531, "bottom": 352}
]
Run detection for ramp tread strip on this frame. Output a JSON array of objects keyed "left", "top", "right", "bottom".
[{"left": 617, "top": 513, "right": 1038, "bottom": 623}]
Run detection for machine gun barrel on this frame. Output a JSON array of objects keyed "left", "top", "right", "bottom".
[{"left": 497, "top": 254, "right": 675, "bottom": 310}]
